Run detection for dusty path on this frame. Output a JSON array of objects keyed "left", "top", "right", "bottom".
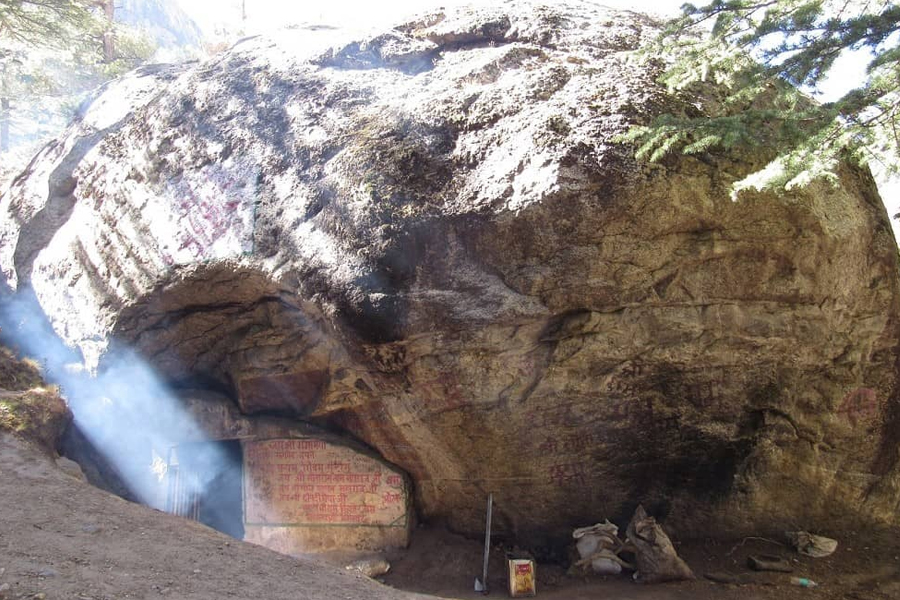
[
  {"left": 0, "top": 433, "right": 428, "bottom": 600},
  {"left": 2, "top": 430, "right": 899, "bottom": 600}
]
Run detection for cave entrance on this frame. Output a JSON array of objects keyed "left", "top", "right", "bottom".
[{"left": 166, "top": 440, "right": 244, "bottom": 540}]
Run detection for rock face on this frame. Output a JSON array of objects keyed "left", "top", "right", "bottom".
[{"left": 3, "top": 0, "right": 900, "bottom": 548}]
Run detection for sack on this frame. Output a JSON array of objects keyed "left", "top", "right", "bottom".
[
  {"left": 570, "top": 520, "right": 633, "bottom": 575},
  {"left": 573, "top": 520, "right": 621, "bottom": 560},
  {"left": 786, "top": 531, "right": 838, "bottom": 558},
  {"left": 590, "top": 551, "right": 624, "bottom": 575},
  {"left": 625, "top": 505, "right": 694, "bottom": 583}
]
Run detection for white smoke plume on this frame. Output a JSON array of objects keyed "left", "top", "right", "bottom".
[{"left": 0, "top": 289, "right": 239, "bottom": 518}]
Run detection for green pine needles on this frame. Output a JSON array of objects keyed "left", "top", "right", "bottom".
[
  {"left": 619, "top": 1, "right": 900, "bottom": 198},
  {"left": 0, "top": 0, "right": 97, "bottom": 47}
]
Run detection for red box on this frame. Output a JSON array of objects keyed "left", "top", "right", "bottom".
[{"left": 508, "top": 559, "right": 536, "bottom": 597}]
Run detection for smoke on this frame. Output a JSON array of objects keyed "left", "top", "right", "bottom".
[{"left": 0, "top": 288, "right": 240, "bottom": 517}]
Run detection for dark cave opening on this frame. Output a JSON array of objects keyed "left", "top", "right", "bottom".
[{"left": 167, "top": 439, "right": 245, "bottom": 540}]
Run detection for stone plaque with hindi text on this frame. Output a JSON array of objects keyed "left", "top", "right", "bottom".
[{"left": 243, "top": 438, "right": 407, "bottom": 528}]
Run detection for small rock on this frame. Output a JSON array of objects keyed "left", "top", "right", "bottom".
[
  {"left": 38, "top": 568, "right": 58, "bottom": 578},
  {"left": 80, "top": 525, "right": 100, "bottom": 534},
  {"left": 192, "top": 569, "right": 201, "bottom": 574},
  {"left": 786, "top": 531, "right": 838, "bottom": 558},
  {"left": 344, "top": 556, "right": 390, "bottom": 578},
  {"left": 33, "top": 594, "right": 46, "bottom": 600},
  {"left": 747, "top": 554, "right": 793, "bottom": 573},
  {"left": 0, "top": 582, "right": 10, "bottom": 598},
  {"left": 55, "top": 456, "right": 86, "bottom": 481}
]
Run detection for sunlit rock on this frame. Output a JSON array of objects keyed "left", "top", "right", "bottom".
[{"left": 2, "top": 0, "right": 900, "bottom": 548}]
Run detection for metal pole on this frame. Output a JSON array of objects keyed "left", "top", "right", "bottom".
[{"left": 482, "top": 493, "right": 492, "bottom": 593}]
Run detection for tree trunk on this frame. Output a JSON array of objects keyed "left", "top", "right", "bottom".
[
  {"left": 102, "top": 0, "right": 115, "bottom": 63},
  {"left": 1, "top": 97, "right": 9, "bottom": 153}
]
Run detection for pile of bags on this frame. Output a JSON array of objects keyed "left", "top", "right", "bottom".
[
  {"left": 572, "top": 520, "right": 632, "bottom": 575},
  {"left": 570, "top": 505, "right": 694, "bottom": 583}
]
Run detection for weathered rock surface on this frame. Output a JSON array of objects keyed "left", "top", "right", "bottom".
[{"left": 3, "top": 0, "right": 900, "bottom": 548}]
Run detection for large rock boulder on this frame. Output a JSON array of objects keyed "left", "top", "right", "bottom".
[{"left": 3, "top": 0, "right": 900, "bottom": 547}]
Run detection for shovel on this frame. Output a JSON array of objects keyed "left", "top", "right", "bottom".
[{"left": 474, "top": 492, "right": 493, "bottom": 594}]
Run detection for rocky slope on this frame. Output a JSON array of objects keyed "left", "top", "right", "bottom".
[
  {"left": 0, "top": 432, "right": 432, "bottom": 600},
  {"left": 2, "top": 0, "right": 899, "bottom": 547}
]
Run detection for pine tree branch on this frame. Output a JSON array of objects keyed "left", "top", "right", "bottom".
[{"left": 620, "top": 0, "right": 900, "bottom": 195}]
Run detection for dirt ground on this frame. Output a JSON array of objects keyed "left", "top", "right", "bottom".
[
  {"left": 0, "top": 432, "right": 434, "bottom": 600},
  {"left": 2, "top": 431, "right": 900, "bottom": 600},
  {"left": 383, "top": 517, "right": 900, "bottom": 600}
]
